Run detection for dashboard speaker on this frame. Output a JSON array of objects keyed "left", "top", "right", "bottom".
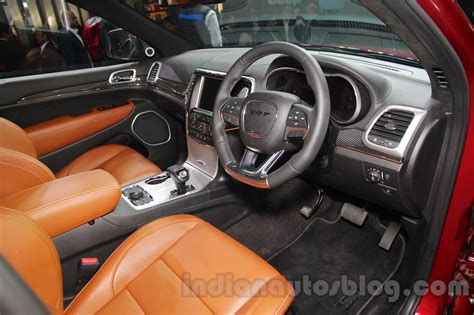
[{"left": 132, "top": 111, "right": 170, "bottom": 145}]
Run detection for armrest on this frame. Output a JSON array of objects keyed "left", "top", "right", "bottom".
[
  {"left": 25, "top": 102, "right": 134, "bottom": 157},
  {"left": 0, "top": 170, "right": 120, "bottom": 238}
]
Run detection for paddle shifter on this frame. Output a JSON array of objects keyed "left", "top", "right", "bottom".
[{"left": 166, "top": 165, "right": 194, "bottom": 196}]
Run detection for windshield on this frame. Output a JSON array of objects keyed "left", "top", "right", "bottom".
[{"left": 128, "top": 0, "right": 417, "bottom": 62}]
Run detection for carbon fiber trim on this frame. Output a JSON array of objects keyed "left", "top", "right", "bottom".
[{"left": 336, "top": 128, "right": 401, "bottom": 163}]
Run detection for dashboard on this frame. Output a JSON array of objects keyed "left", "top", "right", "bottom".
[
  {"left": 265, "top": 67, "right": 365, "bottom": 125},
  {"left": 147, "top": 47, "right": 441, "bottom": 218}
]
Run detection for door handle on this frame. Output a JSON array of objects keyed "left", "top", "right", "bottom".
[{"left": 109, "top": 69, "right": 137, "bottom": 84}]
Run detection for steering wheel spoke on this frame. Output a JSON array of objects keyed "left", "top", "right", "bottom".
[
  {"left": 284, "top": 104, "right": 311, "bottom": 141},
  {"left": 239, "top": 148, "right": 286, "bottom": 177},
  {"left": 220, "top": 97, "right": 245, "bottom": 127}
]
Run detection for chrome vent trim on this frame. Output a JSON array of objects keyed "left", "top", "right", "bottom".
[
  {"left": 368, "top": 110, "right": 414, "bottom": 144},
  {"left": 363, "top": 105, "right": 427, "bottom": 159},
  {"left": 147, "top": 62, "right": 161, "bottom": 83},
  {"left": 432, "top": 67, "right": 449, "bottom": 89}
]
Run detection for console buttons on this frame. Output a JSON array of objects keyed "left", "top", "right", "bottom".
[
  {"left": 367, "top": 135, "right": 399, "bottom": 149},
  {"left": 122, "top": 185, "right": 153, "bottom": 206},
  {"left": 286, "top": 108, "right": 307, "bottom": 128},
  {"left": 188, "top": 110, "right": 214, "bottom": 145}
]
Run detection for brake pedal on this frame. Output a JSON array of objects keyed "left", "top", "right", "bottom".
[
  {"left": 340, "top": 202, "right": 368, "bottom": 226},
  {"left": 379, "top": 221, "right": 402, "bottom": 251},
  {"left": 299, "top": 188, "right": 324, "bottom": 219}
]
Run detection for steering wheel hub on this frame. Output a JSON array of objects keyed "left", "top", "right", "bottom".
[{"left": 240, "top": 91, "right": 300, "bottom": 154}]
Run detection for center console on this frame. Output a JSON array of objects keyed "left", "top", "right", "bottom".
[
  {"left": 119, "top": 69, "right": 254, "bottom": 212},
  {"left": 120, "top": 162, "right": 211, "bottom": 210}
]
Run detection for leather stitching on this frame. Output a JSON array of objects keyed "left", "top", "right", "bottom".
[
  {"left": 124, "top": 288, "right": 145, "bottom": 314},
  {"left": 65, "top": 217, "right": 201, "bottom": 313},
  {"left": 110, "top": 219, "right": 201, "bottom": 294},
  {"left": 160, "top": 257, "right": 214, "bottom": 313}
]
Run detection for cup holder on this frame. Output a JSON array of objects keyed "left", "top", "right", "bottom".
[{"left": 145, "top": 173, "right": 170, "bottom": 185}]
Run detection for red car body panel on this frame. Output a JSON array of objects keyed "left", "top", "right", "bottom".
[{"left": 416, "top": 0, "right": 474, "bottom": 314}]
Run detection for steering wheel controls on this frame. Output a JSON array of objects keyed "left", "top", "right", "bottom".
[
  {"left": 221, "top": 99, "right": 243, "bottom": 126},
  {"left": 286, "top": 108, "right": 308, "bottom": 128},
  {"left": 285, "top": 107, "right": 308, "bottom": 140}
]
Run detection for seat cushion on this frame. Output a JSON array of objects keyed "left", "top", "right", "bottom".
[
  {"left": 65, "top": 215, "right": 294, "bottom": 314},
  {"left": 57, "top": 144, "right": 161, "bottom": 186}
]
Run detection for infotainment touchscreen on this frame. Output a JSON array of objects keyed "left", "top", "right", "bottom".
[{"left": 198, "top": 76, "right": 222, "bottom": 112}]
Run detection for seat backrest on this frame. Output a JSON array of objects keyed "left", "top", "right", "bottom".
[
  {"left": 0, "top": 207, "right": 63, "bottom": 314},
  {"left": 0, "top": 118, "right": 37, "bottom": 158},
  {"left": 0, "top": 118, "right": 55, "bottom": 199}
]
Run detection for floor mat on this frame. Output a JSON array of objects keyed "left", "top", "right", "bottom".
[
  {"left": 226, "top": 179, "right": 342, "bottom": 259},
  {"left": 269, "top": 214, "right": 405, "bottom": 314}
]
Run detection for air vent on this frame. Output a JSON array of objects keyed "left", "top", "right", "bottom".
[
  {"left": 367, "top": 110, "right": 415, "bottom": 149},
  {"left": 432, "top": 67, "right": 449, "bottom": 89},
  {"left": 147, "top": 62, "right": 161, "bottom": 83},
  {"left": 231, "top": 78, "right": 253, "bottom": 97}
]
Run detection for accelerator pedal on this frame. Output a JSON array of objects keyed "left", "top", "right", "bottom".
[
  {"left": 379, "top": 221, "right": 402, "bottom": 251},
  {"left": 340, "top": 202, "right": 368, "bottom": 226}
]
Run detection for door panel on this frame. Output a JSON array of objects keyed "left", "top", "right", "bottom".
[
  {"left": 25, "top": 102, "right": 134, "bottom": 157},
  {"left": 0, "top": 62, "right": 186, "bottom": 173}
]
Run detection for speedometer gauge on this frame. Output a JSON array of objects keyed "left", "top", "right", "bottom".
[
  {"left": 265, "top": 68, "right": 363, "bottom": 125},
  {"left": 327, "top": 75, "right": 360, "bottom": 124}
]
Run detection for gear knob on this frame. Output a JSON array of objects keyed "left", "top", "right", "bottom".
[{"left": 166, "top": 165, "right": 190, "bottom": 196}]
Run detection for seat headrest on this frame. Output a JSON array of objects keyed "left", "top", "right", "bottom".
[{"left": 0, "top": 118, "right": 37, "bottom": 158}]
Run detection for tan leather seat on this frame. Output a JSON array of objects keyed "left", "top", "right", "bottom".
[
  {"left": 0, "top": 118, "right": 160, "bottom": 198},
  {"left": 0, "top": 208, "right": 294, "bottom": 314}
]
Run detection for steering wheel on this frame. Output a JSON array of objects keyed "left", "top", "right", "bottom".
[{"left": 212, "top": 42, "right": 330, "bottom": 189}]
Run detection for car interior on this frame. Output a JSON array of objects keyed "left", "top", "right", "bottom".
[{"left": 0, "top": 0, "right": 471, "bottom": 314}]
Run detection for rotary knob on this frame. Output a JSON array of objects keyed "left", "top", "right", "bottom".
[
  {"left": 368, "top": 170, "right": 382, "bottom": 184},
  {"left": 129, "top": 190, "right": 144, "bottom": 200}
]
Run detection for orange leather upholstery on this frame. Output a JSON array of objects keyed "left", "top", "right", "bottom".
[
  {"left": 0, "top": 207, "right": 63, "bottom": 315},
  {"left": 0, "top": 114, "right": 161, "bottom": 191},
  {"left": 25, "top": 102, "right": 134, "bottom": 157},
  {"left": 57, "top": 144, "right": 161, "bottom": 186},
  {"left": 66, "top": 215, "right": 294, "bottom": 314},
  {"left": 0, "top": 118, "right": 37, "bottom": 158},
  {"left": 0, "top": 148, "right": 55, "bottom": 199},
  {"left": 0, "top": 170, "right": 120, "bottom": 238}
]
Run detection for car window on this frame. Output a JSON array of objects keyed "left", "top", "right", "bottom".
[
  {"left": 125, "top": 0, "right": 417, "bottom": 62},
  {"left": 457, "top": 0, "right": 473, "bottom": 24},
  {"left": 0, "top": 0, "right": 143, "bottom": 79}
]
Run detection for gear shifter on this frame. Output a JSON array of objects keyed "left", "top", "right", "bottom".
[{"left": 166, "top": 165, "right": 193, "bottom": 196}]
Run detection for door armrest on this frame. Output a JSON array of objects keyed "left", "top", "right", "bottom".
[{"left": 0, "top": 170, "right": 121, "bottom": 238}]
